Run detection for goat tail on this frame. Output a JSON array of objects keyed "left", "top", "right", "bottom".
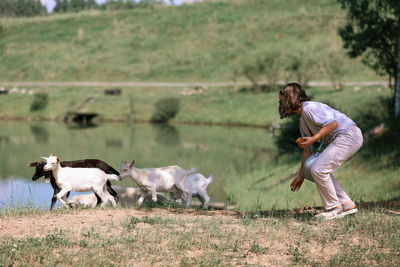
[
  {"left": 107, "top": 174, "right": 120, "bottom": 181},
  {"left": 186, "top": 166, "right": 198, "bottom": 175},
  {"left": 206, "top": 174, "right": 214, "bottom": 185}
]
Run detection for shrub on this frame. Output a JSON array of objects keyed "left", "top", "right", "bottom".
[
  {"left": 150, "top": 97, "right": 180, "bottom": 123},
  {"left": 238, "top": 51, "right": 282, "bottom": 93},
  {"left": 30, "top": 93, "right": 48, "bottom": 111},
  {"left": 284, "top": 52, "right": 318, "bottom": 87},
  {"left": 274, "top": 115, "right": 300, "bottom": 154},
  {"left": 324, "top": 52, "right": 346, "bottom": 91}
]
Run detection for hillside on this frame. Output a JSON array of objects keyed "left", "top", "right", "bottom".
[{"left": 0, "top": 0, "right": 382, "bottom": 83}]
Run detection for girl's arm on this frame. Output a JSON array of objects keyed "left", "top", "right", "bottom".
[
  {"left": 290, "top": 145, "right": 311, "bottom": 192},
  {"left": 297, "top": 121, "right": 338, "bottom": 148}
]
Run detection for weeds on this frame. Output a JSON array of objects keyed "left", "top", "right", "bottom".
[
  {"left": 250, "top": 241, "right": 268, "bottom": 254},
  {"left": 122, "top": 215, "right": 167, "bottom": 230}
]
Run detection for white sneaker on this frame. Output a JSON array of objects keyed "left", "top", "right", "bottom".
[
  {"left": 315, "top": 206, "right": 343, "bottom": 220},
  {"left": 342, "top": 200, "right": 358, "bottom": 216}
]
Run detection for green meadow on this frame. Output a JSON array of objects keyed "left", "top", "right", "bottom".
[{"left": 0, "top": 0, "right": 382, "bottom": 83}]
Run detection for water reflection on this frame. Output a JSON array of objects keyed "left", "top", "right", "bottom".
[
  {"left": 66, "top": 121, "right": 98, "bottom": 129},
  {"left": 30, "top": 125, "right": 49, "bottom": 144},
  {"left": 0, "top": 178, "right": 90, "bottom": 210},
  {"left": 106, "top": 139, "right": 123, "bottom": 148},
  {"left": 152, "top": 124, "right": 181, "bottom": 146}
]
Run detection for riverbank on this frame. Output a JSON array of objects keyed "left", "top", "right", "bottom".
[
  {"left": 0, "top": 201, "right": 399, "bottom": 266},
  {"left": 0, "top": 84, "right": 391, "bottom": 128}
]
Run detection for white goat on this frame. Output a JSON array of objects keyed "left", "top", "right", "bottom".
[
  {"left": 119, "top": 160, "right": 196, "bottom": 207},
  {"left": 170, "top": 173, "right": 214, "bottom": 209},
  {"left": 43, "top": 154, "right": 120, "bottom": 207},
  {"left": 67, "top": 186, "right": 168, "bottom": 208}
]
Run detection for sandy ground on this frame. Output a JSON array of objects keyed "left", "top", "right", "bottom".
[
  {"left": 0, "top": 207, "right": 242, "bottom": 239},
  {"left": 1, "top": 200, "right": 398, "bottom": 240}
]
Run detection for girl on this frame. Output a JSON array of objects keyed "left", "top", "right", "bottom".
[{"left": 279, "top": 82, "right": 363, "bottom": 219}]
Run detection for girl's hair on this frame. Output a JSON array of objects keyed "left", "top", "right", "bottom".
[{"left": 279, "top": 82, "right": 311, "bottom": 119}]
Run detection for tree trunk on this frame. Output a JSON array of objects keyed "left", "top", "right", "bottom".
[
  {"left": 244, "top": 72, "right": 262, "bottom": 93},
  {"left": 395, "top": 36, "right": 400, "bottom": 117}
]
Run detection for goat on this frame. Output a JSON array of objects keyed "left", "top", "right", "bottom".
[
  {"left": 42, "top": 154, "right": 120, "bottom": 207},
  {"left": 29, "top": 159, "right": 119, "bottom": 210},
  {"left": 67, "top": 186, "right": 168, "bottom": 208},
  {"left": 119, "top": 160, "right": 196, "bottom": 207},
  {"left": 170, "top": 173, "right": 214, "bottom": 209}
]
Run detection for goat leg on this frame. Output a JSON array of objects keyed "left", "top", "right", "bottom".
[
  {"left": 50, "top": 178, "right": 59, "bottom": 210},
  {"left": 151, "top": 190, "right": 158, "bottom": 202},
  {"left": 138, "top": 192, "right": 146, "bottom": 206},
  {"left": 94, "top": 192, "right": 102, "bottom": 206},
  {"left": 106, "top": 180, "right": 118, "bottom": 202},
  {"left": 56, "top": 189, "right": 70, "bottom": 207}
]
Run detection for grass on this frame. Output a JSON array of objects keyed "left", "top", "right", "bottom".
[
  {"left": 0, "top": 207, "right": 398, "bottom": 266},
  {"left": 0, "top": 0, "right": 383, "bottom": 83}
]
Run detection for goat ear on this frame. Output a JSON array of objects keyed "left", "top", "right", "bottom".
[
  {"left": 57, "top": 157, "right": 60, "bottom": 162},
  {"left": 129, "top": 160, "right": 135, "bottom": 168},
  {"left": 28, "top": 162, "right": 40, "bottom": 167},
  {"left": 41, "top": 156, "right": 48, "bottom": 161}
]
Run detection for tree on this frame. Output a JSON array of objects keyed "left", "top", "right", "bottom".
[
  {"left": 0, "top": 0, "right": 46, "bottom": 17},
  {"left": 338, "top": 0, "right": 400, "bottom": 117}
]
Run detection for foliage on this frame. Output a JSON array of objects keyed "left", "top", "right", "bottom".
[
  {"left": 353, "top": 96, "right": 400, "bottom": 167},
  {"left": 0, "top": 0, "right": 46, "bottom": 17},
  {"left": 324, "top": 51, "right": 346, "bottom": 91},
  {"left": 53, "top": 0, "right": 163, "bottom": 13},
  {"left": 150, "top": 97, "right": 180, "bottom": 123},
  {"left": 53, "top": 0, "right": 98, "bottom": 13},
  {"left": 274, "top": 116, "right": 300, "bottom": 154},
  {"left": 239, "top": 51, "right": 282, "bottom": 93},
  {"left": 338, "top": 0, "right": 399, "bottom": 79},
  {"left": 283, "top": 52, "right": 318, "bottom": 87},
  {"left": 338, "top": 0, "right": 400, "bottom": 116},
  {"left": 30, "top": 93, "right": 48, "bottom": 111}
]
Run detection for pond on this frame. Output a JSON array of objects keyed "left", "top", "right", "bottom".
[{"left": 0, "top": 121, "right": 280, "bottom": 210}]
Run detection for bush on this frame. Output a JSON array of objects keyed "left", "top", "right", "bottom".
[
  {"left": 238, "top": 51, "right": 282, "bottom": 93},
  {"left": 30, "top": 93, "right": 48, "bottom": 111},
  {"left": 150, "top": 97, "right": 180, "bottom": 123},
  {"left": 274, "top": 116, "right": 300, "bottom": 154},
  {"left": 284, "top": 52, "right": 318, "bottom": 87}
]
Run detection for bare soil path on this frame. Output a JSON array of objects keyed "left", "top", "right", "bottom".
[{"left": 1, "top": 200, "right": 398, "bottom": 240}]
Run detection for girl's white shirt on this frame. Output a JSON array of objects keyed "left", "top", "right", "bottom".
[{"left": 299, "top": 101, "right": 355, "bottom": 144}]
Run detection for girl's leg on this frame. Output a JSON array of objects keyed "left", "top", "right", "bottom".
[
  {"left": 330, "top": 174, "right": 351, "bottom": 204},
  {"left": 310, "top": 125, "right": 363, "bottom": 210}
]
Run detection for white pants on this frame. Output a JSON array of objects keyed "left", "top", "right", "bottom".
[{"left": 310, "top": 125, "right": 363, "bottom": 210}]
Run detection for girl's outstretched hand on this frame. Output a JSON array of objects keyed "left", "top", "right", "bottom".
[{"left": 290, "top": 175, "right": 304, "bottom": 192}]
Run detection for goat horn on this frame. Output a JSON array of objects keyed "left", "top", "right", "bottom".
[{"left": 129, "top": 160, "right": 135, "bottom": 168}]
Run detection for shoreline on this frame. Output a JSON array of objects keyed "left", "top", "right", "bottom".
[{"left": 0, "top": 116, "right": 273, "bottom": 130}]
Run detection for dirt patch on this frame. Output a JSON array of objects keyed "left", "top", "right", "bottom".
[
  {"left": 1, "top": 200, "right": 398, "bottom": 239},
  {"left": 0, "top": 207, "right": 239, "bottom": 239}
]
